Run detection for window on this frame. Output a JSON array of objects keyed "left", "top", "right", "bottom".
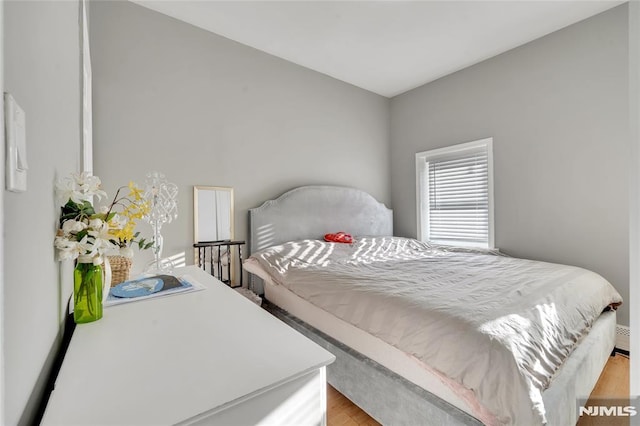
[{"left": 416, "top": 138, "right": 494, "bottom": 249}]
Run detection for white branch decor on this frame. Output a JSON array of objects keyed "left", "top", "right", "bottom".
[{"left": 143, "top": 171, "right": 178, "bottom": 274}]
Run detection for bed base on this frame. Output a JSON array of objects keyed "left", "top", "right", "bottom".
[{"left": 263, "top": 301, "right": 481, "bottom": 426}]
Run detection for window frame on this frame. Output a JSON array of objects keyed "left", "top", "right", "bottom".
[{"left": 415, "top": 138, "right": 495, "bottom": 249}]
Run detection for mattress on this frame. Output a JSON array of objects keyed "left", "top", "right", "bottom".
[
  {"left": 259, "top": 274, "right": 479, "bottom": 418},
  {"left": 245, "top": 237, "right": 621, "bottom": 425},
  {"left": 258, "top": 272, "right": 616, "bottom": 426}
]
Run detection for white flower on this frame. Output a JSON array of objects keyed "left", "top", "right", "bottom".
[
  {"left": 57, "top": 248, "right": 78, "bottom": 261},
  {"left": 88, "top": 218, "right": 106, "bottom": 232},
  {"left": 109, "top": 213, "right": 127, "bottom": 230},
  {"left": 62, "top": 219, "right": 87, "bottom": 234},
  {"left": 55, "top": 172, "right": 107, "bottom": 205},
  {"left": 76, "top": 234, "right": 96, "bottom": 257},
  {"left": 87, "top": 219, "right": 119, "bottom": 255},
  {"left": 111, "top": 214, "right": 129, "bottom": 229},
  {"left": 96, "top": 235, "right": 118, "bottom": 252},
  {"left": 54, "top": 236, "right": 80, "bottom": 261},
  {"left": 55, "top": 176, "right": 80, "bottom": 204},
  {"left": 76, "top": 172, "right": 107, "bottom": 201}
]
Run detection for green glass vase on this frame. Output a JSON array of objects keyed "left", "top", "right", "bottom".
[{"left": 74, "top": 258, "right": 103, "bottom": 324}]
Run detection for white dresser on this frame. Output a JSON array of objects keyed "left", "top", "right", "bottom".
[{"left": 41, "top": 266, "right": 335, "bottom": 425}]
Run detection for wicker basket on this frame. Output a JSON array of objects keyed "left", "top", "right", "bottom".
[{"left": 108, "top": 255, "right": 132, "bottom": 287}]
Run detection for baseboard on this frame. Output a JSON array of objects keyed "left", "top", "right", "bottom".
[{"left": 616, "top": 324, "right": 630, "bottom": 352}]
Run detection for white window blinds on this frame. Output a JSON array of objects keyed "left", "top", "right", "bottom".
[{"left": 416, "top": 139, "right": 493, "bottom": 248}]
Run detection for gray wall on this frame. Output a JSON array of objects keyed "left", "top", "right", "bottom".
[
  {"left": 390, "top": 5, "right": 630, "bottom": 326},
  {"left": 89, "top": 1, "right": 390, "bottom": 274},
  {"left": 630, "top": 0, "right": 640, "bottom": 393},
  {"left": 0, "top": 2, "right": 632, "bottom": 422},
  {"left": 0, "top": 0, "right": 5, "bottom": 420},
  {"left": 3, "top": 1, "right": 81, "bottom": 424}
]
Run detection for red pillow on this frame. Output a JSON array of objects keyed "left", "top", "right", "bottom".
[{"left": 324, "top": 232, "right": 353, "bottom": 244}]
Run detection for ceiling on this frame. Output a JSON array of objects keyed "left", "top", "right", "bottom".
[{"left": 131, "top": 0, "right": 625, "bottom": 98}]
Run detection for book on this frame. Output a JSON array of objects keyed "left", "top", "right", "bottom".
[{"left": 105, "top": 274, "right": 204, "bottom": 307}]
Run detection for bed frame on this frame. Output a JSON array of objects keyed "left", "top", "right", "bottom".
[{"left": 247, "top": 185, "right": 615, "bottom": 425}]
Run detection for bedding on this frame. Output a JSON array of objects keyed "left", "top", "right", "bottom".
[{"left": 245, "top": 236, "right": 622, "bottom": 425}]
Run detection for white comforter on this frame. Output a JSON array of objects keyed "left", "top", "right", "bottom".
[{"left": 246, "top": 237, "right": 622, "bottom": 425}]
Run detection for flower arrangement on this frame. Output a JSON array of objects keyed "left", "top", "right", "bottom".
[
  {"left": 55, "top": 172, "right": 152, "bottom": 264},
  {"left": 104, "top": 181, "right": 154, "bottom": 258}
]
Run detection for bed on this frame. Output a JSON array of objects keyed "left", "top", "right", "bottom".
[{"left": 244, "top": 185, "right": 622, "bottom": 425}]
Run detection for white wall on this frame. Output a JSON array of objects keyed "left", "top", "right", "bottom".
[
  {"left": 89, "top": 0, "right": 390, "bottom": 274},
  {"left": 3, "top": 1, "right": 80, "bottom": 424},
  {"left": 390, "top": 5, "right": 630, "bottom": 326}
]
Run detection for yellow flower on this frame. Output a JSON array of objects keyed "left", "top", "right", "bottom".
[
  {"left": 128, "top": 181, "right": 145, "bottom": 201},
  {"left": 111, "top": 220, "right": 134, "bottom": 242}
]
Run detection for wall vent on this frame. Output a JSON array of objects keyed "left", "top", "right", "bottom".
[{"left": 616, "top": 324, "right": 630, "bottom": 352}]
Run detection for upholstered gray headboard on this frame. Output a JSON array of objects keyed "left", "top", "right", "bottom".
[
  {"left": 248, "top": 185, "right": 393, "bottom": 256},
  {"left": 247, "top": 185, "right": 392, "bottom": 293}
]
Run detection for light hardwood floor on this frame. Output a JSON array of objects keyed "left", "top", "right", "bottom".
[
  {"left": 327, "top": 384, "right": 380, "bottom": 426},
  {"left": 576, "top": 353, "right": 630, "bottom": 426},
  {"left": 327, "top": 353, "right": 630, "bottom": 426}
]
